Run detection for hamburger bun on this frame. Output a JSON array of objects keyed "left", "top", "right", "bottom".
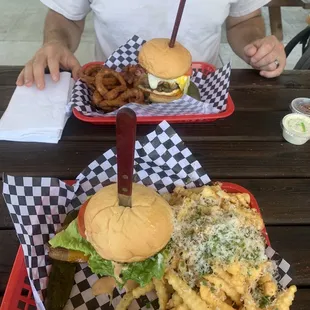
[
  {"left": 84, "top": 183, "right": 173, "bottom": 263},
  {"left": 139, "top": 85, "right": 184, "bottom": 103},
  {"left": 138, "top": 38, "right": 192, "bottom": 79},
  {"left": 149, "top": 91, "right": 183, "bottom": 103}
]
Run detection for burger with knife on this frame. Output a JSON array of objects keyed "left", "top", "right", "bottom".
[{"left": 48, "top": 109, "right": 174, "bottom": 289}]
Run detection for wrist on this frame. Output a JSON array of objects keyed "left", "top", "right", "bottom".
[{"left": 43, "top": 31, "right": 71, "bottom": 50}]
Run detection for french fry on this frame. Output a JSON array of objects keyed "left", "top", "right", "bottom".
[
  {"left": 153, "top": 278, "right": 169, "bottom": 310},
  {"left": 167, "top": 292, "right": 183, "bottom": 309},
  {"left": 132, "top": 282, "right": 154, "bottom": 299},
  {"left": 234, "top": 206, "right": 264, "bottom": 230},
  {"left": 200, "top": 285, "right": 234, "bottom": 310},
  {"left": 247, "top": 264, "right": 263, "bottom": 286},
  {"left": 242, "top": 291, "right": 258, "bottom": 310},
  {"left": 175, "top": 304, "right": 190, "bottom": 310},
  {"left": 204, "top": 275, "right": 241, "bottom": 306},
  {"left": 230, "top": 193, "right": 251, "bottom": 208},
  {"left": 213, "top": 266, "right": 246, "bottom": 295},
  {"left": 268, "top": 285, "right": 297, "bottom": 310},
  {"left": 116, "top": 282, "right": 154, "bottom": 310},
  {"left": 226, "top": 262, "right": 241, "bottom": 276},
  {"left": 259, "top": 273, "right": 277, "bottom": 297},
  {"left": 165, "top": 270, "right": 212, "bottom": 310},
  {"left": 115, "top": 292, "right": 134, "bottom": 310}
]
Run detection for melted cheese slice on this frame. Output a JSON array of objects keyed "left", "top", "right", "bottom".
[{"left": 148, "top": 73, "right": 190, "bottom": 93}]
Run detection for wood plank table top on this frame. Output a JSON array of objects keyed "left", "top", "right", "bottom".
[{"left": 0, "top": 66, "right": 309, "bottom": 309}]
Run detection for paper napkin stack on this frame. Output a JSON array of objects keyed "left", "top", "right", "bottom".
[{"left": 0, "top": 72, "right": 73, "bottom": 143}]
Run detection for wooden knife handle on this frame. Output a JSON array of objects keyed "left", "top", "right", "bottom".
[{"left": 116, "top": 108, "right": 137, "bottom": 199}]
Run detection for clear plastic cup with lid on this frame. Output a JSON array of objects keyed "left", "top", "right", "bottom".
[
  {"left": 281, "top": 113, "right": 310, "bottom": 145},
  {"left": 290, "top": 98, "right": 310, "bottom": 117}
]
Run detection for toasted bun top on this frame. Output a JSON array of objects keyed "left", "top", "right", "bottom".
[
  {"left": 138, "top": 38, "right": 192, "bottom": 79},
  {"left": 84, "top": 183, "right": 173, "bottom": 263}
]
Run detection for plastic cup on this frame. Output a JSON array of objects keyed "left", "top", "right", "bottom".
[
  {"left": 290, "top": 98, "right": 310, "bottom": 117},
  {"left": 281, "top": 113, "right": 310, "bottom": 145}
]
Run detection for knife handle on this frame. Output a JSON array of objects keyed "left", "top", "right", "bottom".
[{"left": 116, "top": 108, "right": 137, "bottom": 198}]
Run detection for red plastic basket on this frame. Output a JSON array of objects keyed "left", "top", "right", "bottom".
[
  {"left": 1, "top": 182, "right": 268, "bottom": 309},
  {"left": 72, "top": 62, "right": 235, "bottom": 125}
]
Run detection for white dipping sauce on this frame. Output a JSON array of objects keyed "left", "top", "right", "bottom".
[{"left": 282, "top": 113, "right": 310, "bottom": 145}]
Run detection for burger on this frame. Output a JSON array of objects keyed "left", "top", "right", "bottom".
[
  {"left": 137, "top": 38, "right": 193, "bottom": 103},
  {"left": 48, "top": 183, "right": 173, "bottom": 286}
]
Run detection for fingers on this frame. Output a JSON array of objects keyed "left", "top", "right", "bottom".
[
  {"left": 247, "top": 35, "right": 286, "bottom": 78},
  {"left": 33, "top": 56, "right": 47, "bottom": 89},
  {"left": 260, "top": 68, "right": 282, "bottom": 78},
  {"left": 69, "top": 56, "right": 81, "bottom": 81},
  {"left": 251, "top": 52, "right": 277, "bottom": 69},
  {"left": 23, "top": 62, "right": 34, "bottom": 87},
  {"left": 16, "top": 69, "right": 25, "bottom": 86},
  {"left": 257, "top": 61, "right": 278, "bottom": 72},
  {"left": 16, "top": 42, "right": 80, "bottom": 89},
  {"left": 48, "top": 57, "right": 60, "bottom": 82},
  {"left": 260, "top": 60, "right": 286, "bottom": 78},
  {"left": 244, "top": 44, "right": 257, "bottom": 58},
  {"left": 250, "top": 40, "right": 275, "bottom": 64}
]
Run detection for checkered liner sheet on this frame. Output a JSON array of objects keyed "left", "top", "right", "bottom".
[
  {"left": 2, "top": 121, "right": 292, "bottom": 310},
  {"left": 70, "top": 35, "right": 231, "bottom": 117}
]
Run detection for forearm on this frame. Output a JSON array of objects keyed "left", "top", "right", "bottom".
[
  {"left": 43, "top": 9, "right": 85, "bottom": 52},
  {"left": 226, "top": 14, "right": 265, "bottom": 63}
]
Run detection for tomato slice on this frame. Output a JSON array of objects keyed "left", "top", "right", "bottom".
[
  {"left": 185, "top": 67, "right": 193, "bottom": 76},
  {"left": 77, "top": 199, "right": 90, "bottom": 239}
]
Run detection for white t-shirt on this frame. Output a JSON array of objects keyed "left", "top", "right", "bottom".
[{"left": 40, "top": 0, "right": 270, "bottom": 65}]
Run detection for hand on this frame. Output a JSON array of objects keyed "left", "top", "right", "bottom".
[
  {"left": 244, "top": 35, "right": 286, "bottom": 78},
  {"left": 16, "top": 41, "right": 81, "bottom": 89}
]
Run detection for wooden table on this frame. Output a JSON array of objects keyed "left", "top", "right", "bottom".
[{"left": 0, "top": 67, "right": 310, "bottom": 309}]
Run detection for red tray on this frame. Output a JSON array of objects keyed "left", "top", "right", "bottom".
[
  {"left": 0, "top": 182, "right": 268, "bottom": 310},
  {"left": 72, "top": 62, "right": 235, "bottom": 125}
]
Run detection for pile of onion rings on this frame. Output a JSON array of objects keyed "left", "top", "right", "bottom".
[{"left": 78, "top": 64, "right": 147, "bottom": 112}]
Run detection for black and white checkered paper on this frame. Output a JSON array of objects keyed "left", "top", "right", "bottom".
[
  {"left": 3, "top": 121, "right": 292, "bottom": 310},
  {"left": 70, "top": 35, "right": 231, "bottom": 117}
]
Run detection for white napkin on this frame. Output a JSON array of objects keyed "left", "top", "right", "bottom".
[{"left": 0, "top": 72, "right": 73, "bottom": 143}]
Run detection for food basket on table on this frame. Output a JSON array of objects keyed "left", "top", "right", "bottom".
[
  {"left": 2, "top": 121, "right": 296, "bottom": 310},
  {"left": 70, "top": 36, "right": 235, "bottom": 124}
]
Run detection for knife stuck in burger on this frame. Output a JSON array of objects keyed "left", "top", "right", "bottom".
[{"left": 46, "top": 108, "right": 174, "bottom": 305}]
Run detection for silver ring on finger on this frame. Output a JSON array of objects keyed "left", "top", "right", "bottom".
[{"left": 274, "top": 59, "right": 280, "bottom": 69}]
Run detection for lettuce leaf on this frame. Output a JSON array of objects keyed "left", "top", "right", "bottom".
[
  {"left": 49, "top": 219, "right": 167, "bottom": 287},
  {"left": 49, "top": 219, "right": 114, "bottom": 277},
  {"left": 121, "top": 252, "right": 165, "bottom": 287}
]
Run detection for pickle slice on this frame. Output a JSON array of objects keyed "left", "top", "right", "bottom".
[
  {"left": 187, "top": 81, "right": 201, "bottom": 101},
  {"left": 45, "top": 210, "right": 79, "bottom": 310}
]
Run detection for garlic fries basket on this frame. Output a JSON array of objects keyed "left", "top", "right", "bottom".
[
  {"left": 70, "top": 35, "right": 232, "bottom": 118},
  {"left": 2, "top": 121, "right": 295, "bottom": 310}
]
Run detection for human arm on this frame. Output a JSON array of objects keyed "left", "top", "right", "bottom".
[
  {"left": 16, "top": 9, "right": 85, "bottom": 89},
  {"left": 226, "top": 9, "right": 286, "bottom": 78}
]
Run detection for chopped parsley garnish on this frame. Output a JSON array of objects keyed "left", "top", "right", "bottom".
[{"left": 259, "top": 296, "right": 272, "bottom": 308}]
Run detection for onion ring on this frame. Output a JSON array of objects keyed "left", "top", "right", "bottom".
[
  {"left": 95, "top": 69, "right": 127, "bottom": 100},
  {"left": 92, "top": 90, "right": 103, "bottom": 105},
  {"left": 121, "top": 65, "right": 146, "bottom": 87},
  {"left": 95, "top": 88, "right": 145, "bottom": 110},
  {"left": 78, "top": 64, "right": 104, "bottom": 91},
  {"left": 101, "top": 76, "right": 119, "bottom": 87},
  {"left": 84, "top": 64, "right": 104, "bottom": 76}
]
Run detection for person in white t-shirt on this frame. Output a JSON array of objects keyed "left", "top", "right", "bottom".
[{"left": 16, "top": 0, "right": 286, "bottom": 89}]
